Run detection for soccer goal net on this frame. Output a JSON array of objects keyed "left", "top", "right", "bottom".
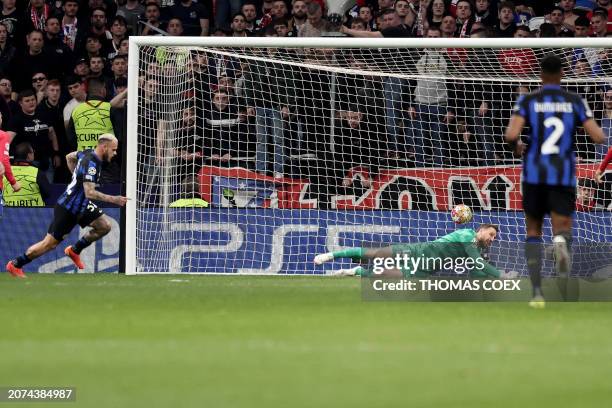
[{"left": 126, "top": 37, "right": 612, "bottom": 275}]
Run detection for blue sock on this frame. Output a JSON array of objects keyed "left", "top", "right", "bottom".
[
  {"left": 72, "top": 237, "right": 92, "bottom": 254},
  {"left": 13, "top": 253, "right": 31, "bottom": 268},
  {"left": 525, "top": 237, "right": 544, "bottom": 297}
]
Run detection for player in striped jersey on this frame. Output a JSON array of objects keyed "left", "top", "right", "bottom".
[
  {"left": 505, "top": 55, "right": 605, "bottom": 308},
  {"left": 6, "top": 134, "right": 129, "bottom": 278}
]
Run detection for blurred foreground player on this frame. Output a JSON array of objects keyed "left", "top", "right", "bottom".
[
  {"left": 505, "top": 55, "right": 605, "bottom": 308},
  {"left": 1, "top": 112, "right": 21, "bottom": 218},
  {"left": 6, "top": 134, "right": 129, "bottom": 278}
]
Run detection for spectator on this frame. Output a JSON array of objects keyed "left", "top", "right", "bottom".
[
  {"left": 169, "top": 175, "right": 209, "bottom": 207},
  {"left": 590, "top": 9, "right": 608, "bottom": 37},
  {"left": 407, "top": 27, "right": 450, "bottom": 166},
  {"left": 0, "top": 76, "right": 18, "bottom": 119},
  {"left": 88, "top": 7, "right": 112, "bottom": 46},
  {"left": 0, "top": 0, "right": 24, "bottom": 46},
  {"left": 63, "top": 75, "right": 86, "bottom": 130},
  {"left": 83, "top": 35, "right": 104, "bottom": 60},
  {"left": 494, "top": 2, "right": 517, "bottom": 37},
  {"left": 116, "top": 0, "right": 144, "bottom": 35},
  {"left": 289, "top": 0, "right": 308, "bottom": 35},
  {"left": 515, "top": 1, "right": 535, "bottom": 27},
  {"left": 273, "top": 17, "right": 291, "bottom": 36},
  {"left": 299, "top": 2, "right": 334, "bottom": 37},
  {"left": 107, "top": 55, "right": 127, "bottom": 97},
  {"left": 440, "top": 14, "right": 457, "bottom": 37},
  {"left": 395, "top": 0, "right": 417, "bottom": 31},
  {"left": 587, "top": 1, "right": 612, "bottom": 32},
  {"left": 37, "top": 79, "right": 69, "bottom": 182},
  {"left": 140, "top": 3, "right": 164, "bottom": 36},
  {"left": 455, "top": 0, "right": 474, "bottom": 37},
  {"left": 30, "top": 72, "right": 47, "bottom": 103},
  {"left": 205, "top": 90, "right": 247, "bottom": 163},
  {"left": 7, "top": 89, "right": 60, "bottom": 181},
  {"left": 0, "top": 23, "right": 15, "bottom": 78},
  {"left": 560, "top": 0, "right": 580, "bottom": 31},
  {"left": 67, "top": 77, "right": 113, "bottom": 152},
  {"left": 424, "top": 0, "right": 448, "bottom": 30},
  {"left": 107, "top": 16, "right": 128, "bottom": 60},
  {"left": 2, "top": 142, "right": 50, "bottom": 206},
  {"left": 43, "top": 17, "right": 73, "bottom": 75},
  {"left": 271, "top": 0, "right": 289, "bottom": 20},
  {"left": 216, "top": 0, "right": 243, "bottom": 30},
  {"left": 341, "top": 8, "right": 412, "bottom": 37},
  {"left": 25, "top": 0, "right": 50, "bottom": 32},
  {"left": 117, "top": 38, "right": 129, "bottom": 56},
  {"left": 574, "top": 15, "right": 591, "bottom": 37},
  {"left": 60, "top": 0, "right": 86, "bottom": 53},
  {"left": 474, "top": 0, "right": 497, "bottom": 28},
  {"left": 241, "top": 2, "right": 258, "bottom": 34},
  {"left": 315, "top": 103, "right": 381, "bottom": 209},
  {"left": 549, "top": 6, "right": 573, "bottom": 37},
  {"left": 88, "top": 56, "right": 107, "bottom": 81},
  {"left": 171, "top": 0, "right": 210, "bottom": 36},
  {"left": 230, "top": 13, "right": 249, "bottom": 37},
  {"left": 9, "top": 30, "right": 60, "bottom": 92},
  {"left": 349, "top": 17, "right": 367, "bottom": 31},
  {"left": 166, "top": 17, "right": 185, "bottom": 36},
  {"left": 244, "top": 47, "right": 294, "bottom": 178},
  {"left": 537, "top": 22, "right": 557, "bottom": 37},
  {"left": 73, "top": 57, "right": 90, "bottom": 80}
]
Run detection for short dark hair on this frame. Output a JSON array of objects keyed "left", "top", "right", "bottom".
[
  {"left": 65, "top": 75, "right": 82, "bottom": 86},
  {"left": 551, "top": 5, "right": 564, "bottom": 14},
  {"left": 498, "top": 1, "right": 515, "bottom": 12},
  {"left": 180, "top": 175, "right": 201, "bottom": 198},
  {"left": 14, "top": 142, "right": 34, "bottom": 160},
  {"left": 575, "top": 16, "right": 590, "bottom": 28},
  {"left": 478, "top": 223, "right": 499, "bottom": 233},
  {"left": 112, "top": 15, "right": 127, "bottom": 26},
  {"left": 87, "top": 77, "right": 106, "bottom": 95},
  {"left": 540, "top": 54, "right": 563, "bottom": 75},
  {"left": 17, "top": 89, "right": 36, "bottom": 102},
  {"left": 515, "top": 25, "right": 531, "bottom": 34}
]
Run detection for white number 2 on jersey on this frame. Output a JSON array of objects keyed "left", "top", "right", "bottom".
[{"left": 541, "top": 117, "right": 565, "bottom": 155}]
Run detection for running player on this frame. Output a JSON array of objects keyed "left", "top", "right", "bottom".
[
  {"left": 6, "top": 134, "right": 128, "bottom": 277},
  {"left": 0, "top": 112, "right": 21, "bottom": 218}
]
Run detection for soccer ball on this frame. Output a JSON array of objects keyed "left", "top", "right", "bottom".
[{"left": 451, "top": 204, "right": 473, "bottom": 224}]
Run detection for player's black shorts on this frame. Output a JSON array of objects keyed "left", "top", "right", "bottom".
[
  {"left": 522, "top": 183, "right": 576, "bottom": 218},
  {"left": 47, "top": 202, "right": 104, "bottom": 241}
]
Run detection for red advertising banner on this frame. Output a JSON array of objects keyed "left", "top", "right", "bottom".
[{"left": 199, "top": 164, "right": 603, "bottom": 210}]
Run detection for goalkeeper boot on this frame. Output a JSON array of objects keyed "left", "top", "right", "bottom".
[
  {"left": 528, "top": 294, "right": 546, "bottom": 309},
  {"left": 314, "top": 252, "right": 334, "bottom": 265},
  {"left": 64, "top": 246, "right": 85, "bottom": 270},
  {"left": 553, "top": 235, "right": 571, "bottom": 277},
  {"left": 6, "top": 261, "right": 26, "bottom": 278}
]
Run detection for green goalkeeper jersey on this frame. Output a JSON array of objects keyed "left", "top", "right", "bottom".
[{"left": 391, "top": 229, "right": 501, "bottom": 278}]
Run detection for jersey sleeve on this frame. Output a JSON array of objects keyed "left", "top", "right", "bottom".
[
  {"left": 599, "top": 146, "right": 612, "bottom": 172},
  {"left": 82, "top": 155, "right": 99, "bottom": 183},
  {"left": 464, "top": 244, "right": 502, "bottom": 278},
  {"left": 576, "top": 97, "right": 594, "bottom": 123},
  {"left": 512, "top": 95, "right": 527, "bottom": 118},
  {"left": 0, "top": 133, "right": 16, "bottom": 186}
]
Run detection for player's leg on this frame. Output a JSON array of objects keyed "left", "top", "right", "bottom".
[
  {"left": 522, "top": 183, "right": 546, "bottom": 306},
  {"left": 314, "top": 246, "right": 393, "bottom": 265},
  {"left": 65, "top": 204, "right": 109, "bottom": 269},
  {"left": 549, "top": 186, "right": 576, "bottom": 276},
  {"left": 7, "top": 234, "right": 61, "bottom": 277}
]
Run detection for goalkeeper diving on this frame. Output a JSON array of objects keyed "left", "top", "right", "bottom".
[{"left": 314, "top": 224, "right": 517, "bottom": 279}]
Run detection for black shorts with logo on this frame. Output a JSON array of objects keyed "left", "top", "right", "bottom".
[
  {"left": 47, "top": 202, "right": 104, "bottom": 241},
  {"left": 522, "top": 183, "right": 576, "bottom": 218}
]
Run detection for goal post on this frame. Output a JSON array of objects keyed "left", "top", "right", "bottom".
[{"left": 125, "top": 36, "right": 612, "bottom": 275}]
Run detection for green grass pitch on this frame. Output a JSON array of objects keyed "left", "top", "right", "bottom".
[{"left": 2, "top": 274, "right": 612, "bottom": 408}]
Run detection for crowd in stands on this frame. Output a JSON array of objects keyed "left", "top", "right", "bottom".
[{"left": 2, "top": 0, "right": 612, "bottom": 208}]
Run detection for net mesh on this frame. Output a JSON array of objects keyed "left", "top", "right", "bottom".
[{"left": 132, "top": 42, "right": 612, "bottom": 274}]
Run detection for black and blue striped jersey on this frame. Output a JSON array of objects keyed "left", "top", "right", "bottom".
[
  {"left": 57, "top": 150, "right": 101, "bottom": 214},
  {"left": 513, "top": 84, "right": 593, "bottom": 187}
]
